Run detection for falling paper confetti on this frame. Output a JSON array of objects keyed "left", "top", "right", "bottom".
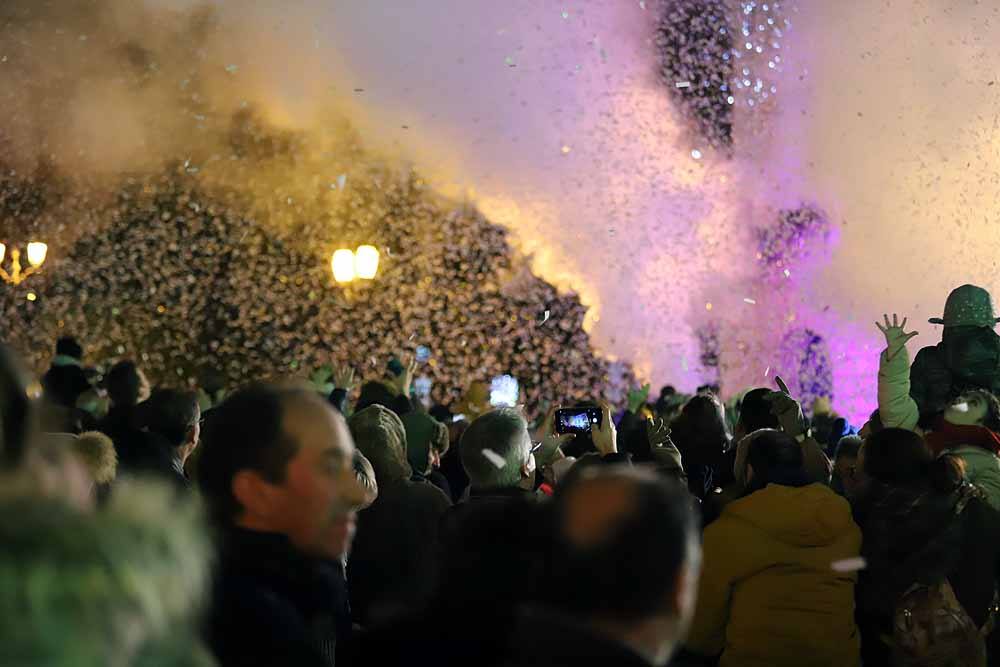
[
  {"left": 481, "top": 448, "right": 507, "bottom": 469},
  {"left": 831, "top": 557, "right": 867, "bottom": 573},
  {"left": 337, "top": 174, "right": 347, "bottom": 189},
  {"left": 541, "top": 309, "right": 551, "bottom": 324},
  {"left": 744, "top": 298, "right": 757, "bottom": 305}
]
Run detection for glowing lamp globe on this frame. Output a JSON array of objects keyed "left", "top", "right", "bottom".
[
  {"left": 332, "top": 249, "right": 356, "bottom": 283},
  {"left": 26, "top": 242, "right": 47, "bottom": 267},
  {"left": 354, "top": 245, "right": 380, "bottom": 280}
]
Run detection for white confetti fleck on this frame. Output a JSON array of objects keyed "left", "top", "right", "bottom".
[
  {"left": 744, "top": 298, "right": 757, "bottom": 305},
  {"left": 764, "top": 366, "right": 771, "bottom": 377},
  {"left": 482, "top": 448, "right": 507, "bottom": 469},
  {"left": 831, "top": 557, "right": 867, "bottom": 573},
  {"left": 337, "top": 174, "right": 347, "bottom": 189},
  {"left": 541, "top": 309, "right": 551, "bottom": 324},
  {"left": 691, "top": 149, "right": 703, "bottom": 159},
  {"left": 675, "top": 81, "right": 691, "bottom": 88}
]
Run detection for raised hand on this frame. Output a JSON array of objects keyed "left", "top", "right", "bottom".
[
  {"left": 875, "top": 313, "right": 919, "bottom": 361},
  {"left": 647, "top": 417, "right": 674, "bottom": 449},
  {"left": 593, "top": 401, "right": 618, "bottom": 456},
  {"left": 392, "top": 352, "right": 418, "bottom": 397},
  {"left": 763, "top": 375, "right": 807, "bottom": 438},
  {"left": 332, "top": 364, "right": 356, "bottom": 392},
  {"left": 627, "top": 383, "right": 651, "bottom": 413}
]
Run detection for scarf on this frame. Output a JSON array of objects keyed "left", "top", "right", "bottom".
[{"left": 925, "top": 418, "right": 1000, "bottom": 456}]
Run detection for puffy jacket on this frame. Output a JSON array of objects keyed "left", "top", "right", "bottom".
[
  {"left": 879, "top": 346, "right": 1000, "bottom": 510},
  {"left": 686, "top": 483, "right": 862, "bottom": 667}
]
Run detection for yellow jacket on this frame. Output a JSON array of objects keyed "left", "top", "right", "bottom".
[{"left": 686, "top": 483, "right": 862, "bottom": 667}]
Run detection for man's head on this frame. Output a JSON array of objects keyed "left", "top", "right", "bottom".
[
  {"left": 40, "top": 365, "right": 91, "bottom": 408},
  {"left": 547, "top": 467, "right": 700, "bottom": 666},
  {"left": 734, "top": 387, "right": 780, "bottom": 440},
  {"left": 55, "top": 337, "right": 83, "bottom": 362},
  {"left": 944, "top": 390, "right": 1000, "bottom": 432},
  {"left": 459, "top": 408, "right": 535, "bottom": 491},
  {"left": 139, "top": 389, "right": 201, "bottom": 465},
  {"left": 744, "top": 429, "right": 808, "bottom": 493},
  {"left": 106, "top": 361, "right": 150, "bottom": 408},
  {"left": 198, "top": 384, "right": 367, "bottom": 560}
]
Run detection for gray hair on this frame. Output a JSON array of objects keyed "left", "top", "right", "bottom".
[{"left": 459, "top": 408, "right": 531, "bottom": 489}]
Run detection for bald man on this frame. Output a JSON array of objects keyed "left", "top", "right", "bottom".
[{"left": 503, "top": 467, "right": 701, "bottom": 667}]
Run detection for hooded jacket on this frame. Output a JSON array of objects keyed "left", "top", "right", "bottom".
[
  {"left": 346, "top": 406, "right": 452, "bottom": 625},
  {"left": 686, "top": 483, "right": 862, "bottom": 667},
  {"left": 852, "top": 480, "right": 1000, "bottom": 666},
  {"left": 879, "top": 346, "right": 1000, "bottom": 510},
  {"left": 0, "top": 479, "right": 213, "bottom": 667}
]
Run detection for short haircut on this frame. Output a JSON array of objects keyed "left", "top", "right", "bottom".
[
  {"left": 738, "top": 388, "right": 781, "bottom": 433},
  {"left": 833, "top": 435, "right": 863, "bottom": 461},
  {"left": 138, "top": 389, "right": 199, "bottom": 448},
  {"left": 355, "top": 381, "right": 399, "bottom": 413},
  {"left": 863, "top": 428, "right": 964, "bottom": 492},
  {"left": 745, "top": 429, "right": 808, "bottom": 492},
  {"left": 197, "top": 384, "right": 307, "bottom": 524},
  {"left": 459, "top": 408, "right": 530, "bottom": 489},
  {"left": 55, "top": 337, "right": 83, "bottom": 360},
  {"left": 72, "top": 431, "right": 118, "bottom": 484},
  {"left": 547, "top": 467, "right": 698, "bottom": 621},
  {"left": 106, "top": 361, "right": 142, "bottom": 407},
  {"left": 41, "top": 365, "right": 91, "bottom": 408}
]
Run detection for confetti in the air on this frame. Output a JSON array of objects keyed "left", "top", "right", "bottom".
[
  {"left": 481, "top": 448, "right": 507, "bottom": 469},
  {"left": 831, "top": 557, "right": 867, "bottom": 573}
]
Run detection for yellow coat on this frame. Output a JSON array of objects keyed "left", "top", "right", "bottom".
[{"left": 686, "top": 483, "right": 862, "bottom": 667}]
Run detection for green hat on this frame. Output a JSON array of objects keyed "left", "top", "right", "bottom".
[{"left": 929, "top": 284, "right": 1000, "bottom": 328}]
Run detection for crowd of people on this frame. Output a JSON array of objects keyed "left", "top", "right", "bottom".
[{"left": 5, "top": 284, "right": 1000, "bottom": 666}]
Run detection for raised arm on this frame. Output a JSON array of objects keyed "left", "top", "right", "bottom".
[{"left": 875, "top": 314, "right": 920, "bottom": 432}]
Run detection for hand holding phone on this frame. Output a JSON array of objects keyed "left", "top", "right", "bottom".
[{"left": 554, "top": 407, "right": 602, "bottom": 435}]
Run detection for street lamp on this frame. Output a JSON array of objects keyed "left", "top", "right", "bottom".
[
  {"left": 0, "top": 241, "right": 48, "bottom": 286},
  {"left": 331, "top": 245, "right": 380, "bottom": 284}
]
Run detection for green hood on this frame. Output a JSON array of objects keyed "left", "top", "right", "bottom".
[{"left": 0, "top": 479, "right": 215, "bottom": 666}]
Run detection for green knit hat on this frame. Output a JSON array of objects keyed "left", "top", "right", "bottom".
[{"left": 929, "top": 284, "right": 1000, "bottom": 328}]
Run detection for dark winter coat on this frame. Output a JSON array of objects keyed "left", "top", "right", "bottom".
[
  {"left": 206, "top": 527, "right": 352, "bottom": 667},
  {"left": 853, "top": 481, "right": 1000, "bottom": 666}
]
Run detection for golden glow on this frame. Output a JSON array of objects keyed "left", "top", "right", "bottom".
[
  {"left": 332, "top": 249, "right": 356, "bottom": 283},
  {"left": 354, "top": 245, "right": 380, "bottom": 279},
  {"left": 26, "top": 242, "right": 47, "bottom": 267}
]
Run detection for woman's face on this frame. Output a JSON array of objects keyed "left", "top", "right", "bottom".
[{"left": 944, "top": 393, "right": 989, "bottom": 427}]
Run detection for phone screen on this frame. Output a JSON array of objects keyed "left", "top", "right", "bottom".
[
  {"left": 490, "top": 374, "right": 519, "bottom": 407},
  {"left": 555, "top": 407, "right": 602, "bottom": 435},
  {"left": 413, "top": 376, "right": 432, "bottom": 400}
]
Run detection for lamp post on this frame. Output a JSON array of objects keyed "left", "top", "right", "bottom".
[
  {"left": 331, "top": 245, "right": 380, "bottom": 284},
  {"left": 0, "top": 242, "right": 47, "bottom": 286}
]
